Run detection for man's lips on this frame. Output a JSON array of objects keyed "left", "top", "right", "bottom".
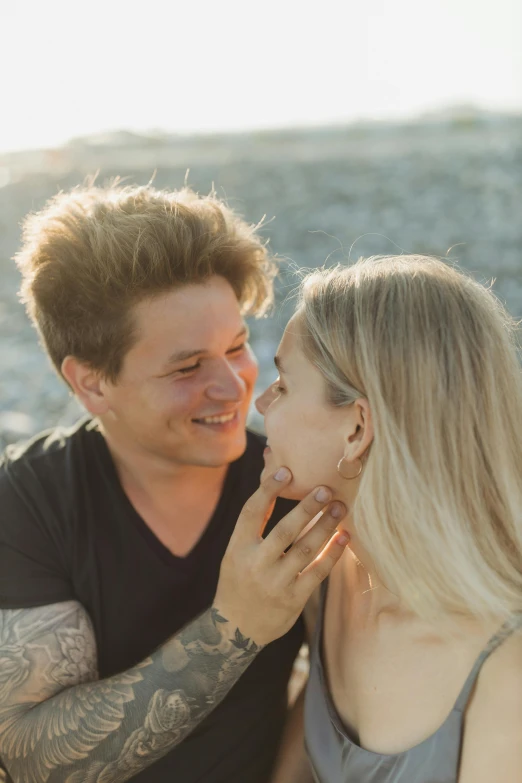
[{"left": 192, "top": 410, "right": 240, "bottom": 427}]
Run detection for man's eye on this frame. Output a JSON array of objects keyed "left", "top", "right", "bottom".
[{"left": 177, "top": 363, "right": 200, "bottom": 375}]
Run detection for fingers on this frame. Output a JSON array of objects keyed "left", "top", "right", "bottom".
[
  {"left": 236, "top": 467, "right": 293, "bottom": 540},
  {"left": 295, "top": 528, "right": 350, "bottom": 598},
  {"left": 280, "top": 501, "right": 347, "bottom": 581},
  {"left": 263, "top": 485, "right": 339, "bottom": 560}
]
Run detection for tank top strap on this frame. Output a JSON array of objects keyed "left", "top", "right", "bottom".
[{"left": 454, "top": 614, "right": 522, "bottom": 712}]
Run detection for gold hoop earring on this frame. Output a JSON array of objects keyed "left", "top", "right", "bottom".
[{"left": 337, "top": 457, "right": 363, "bottom": 480}]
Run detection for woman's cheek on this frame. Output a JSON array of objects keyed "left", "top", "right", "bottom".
[{"left": 263, "top": 402, "right": 281, "bottom": 443}]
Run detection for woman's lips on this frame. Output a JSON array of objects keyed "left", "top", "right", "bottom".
[{"left": 263, "top": 445, "right": 272, "bottom": 456}]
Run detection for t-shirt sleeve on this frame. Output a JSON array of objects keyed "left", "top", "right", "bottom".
[{"left": 0, "top": 461, "right": 74, "bottom": 609}]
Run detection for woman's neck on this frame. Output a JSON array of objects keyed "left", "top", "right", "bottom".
[{"left": 339, "top": 508, "right": 402, "bottom": 617}]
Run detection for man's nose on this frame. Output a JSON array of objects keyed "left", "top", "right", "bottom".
[
  {"left": 206, "top": 360, "right": 246, "bottom": 401},
  {"left": 255, "top": 384, "right": 275, "bottom": 415}
]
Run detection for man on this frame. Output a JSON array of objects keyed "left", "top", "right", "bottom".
[{"left": 0, "top": 184, "right": 347, "bottom": 782}]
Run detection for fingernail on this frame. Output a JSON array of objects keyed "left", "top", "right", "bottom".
[
  {"left": 337, "top": 530, "right": 351, "bottom": 546},
  {"left": 315, "top": 487, "right": 331, "bottom": 503},
  {"left": 330, "top": 502, "right": 346, "bottom": 519},
  {"left": 274, "top": 467, "right": 290, "bottom": 481}
]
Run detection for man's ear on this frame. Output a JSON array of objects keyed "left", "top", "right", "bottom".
[
  {"left": 343, "top": 397, "right": 374, "bottom": 462},
  {"left": 61, "top": 356, "right": 110, "bottom": 416}
]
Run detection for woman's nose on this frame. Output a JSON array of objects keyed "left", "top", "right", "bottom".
[{"left": 255, "top": 385, "right": 274, "bottom": 415}]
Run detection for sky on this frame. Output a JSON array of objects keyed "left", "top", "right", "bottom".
[{"left": 1, "top": 0, "right": 521, "bottom": 153}]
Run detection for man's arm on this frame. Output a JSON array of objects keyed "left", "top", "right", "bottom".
[
  {"left": 0, "top": 601, "right": 261, "bottom": 783},
  {"left": 0, "top": 471, "right": 348, "bottom": 783}
]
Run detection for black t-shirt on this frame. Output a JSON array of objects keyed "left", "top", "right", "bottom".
[{"left": 0, "top": 419, "right": 304, "bottom": 782}]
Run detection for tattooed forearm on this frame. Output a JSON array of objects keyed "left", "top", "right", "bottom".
[{"left": 0, "top": 604, "right": 261, "bottom": 783}]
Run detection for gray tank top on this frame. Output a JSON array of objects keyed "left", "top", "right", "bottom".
[{"left": 304, "top": 580, "right": 520, "bottom": 783}]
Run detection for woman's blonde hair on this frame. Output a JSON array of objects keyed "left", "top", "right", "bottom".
[{"left": 298, "top": 255, "right": 522, "bottom": 621}]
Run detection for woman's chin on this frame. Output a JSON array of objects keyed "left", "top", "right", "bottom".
[
  {"left": 259, "top": 465, "right": 299, "bottom": 500},
  {"left": 279, "top": 487, "right": 307, "bottom": 501},
  {"left": 261, "top": 452, "right": 309, "bottom": 501}
]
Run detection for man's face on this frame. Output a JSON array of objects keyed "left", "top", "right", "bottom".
[{"left": 100, "top": 276, "right": 258, "bottom": 467}]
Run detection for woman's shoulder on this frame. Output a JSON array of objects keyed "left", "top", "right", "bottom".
[
  {"left": 458, "top": 621, "right": 522, "bottom": 782},
  {"left": 477, "top": 619, "right": 522, "bottom": 694}
]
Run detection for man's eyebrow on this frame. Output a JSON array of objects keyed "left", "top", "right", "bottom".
[{"left": 165, "top": 326, "right": 249, "bottom": 366}]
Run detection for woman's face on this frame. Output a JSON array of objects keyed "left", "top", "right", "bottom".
[{"left": 256, "top": 317, "right": 364, "bottom": 501}]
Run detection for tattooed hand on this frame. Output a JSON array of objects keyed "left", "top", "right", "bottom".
[{"left": 214, "top": 467, "right": 349, "bottom": 646}]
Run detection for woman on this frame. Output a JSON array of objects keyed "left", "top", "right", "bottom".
[{"left": 258, "top": 255, "right": 522, "bottom": 783}]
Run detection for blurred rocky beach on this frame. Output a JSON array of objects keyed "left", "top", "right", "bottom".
[{"left": 1, "top": 109, "right": 521, "bottom": 444}]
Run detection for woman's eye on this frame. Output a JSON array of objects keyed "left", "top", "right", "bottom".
[
  {"left": 227, "top": 343, "right": 246, "bottom": 355},
  {"left": 273, "top": 382, "right": 286, "bottom": 394}
]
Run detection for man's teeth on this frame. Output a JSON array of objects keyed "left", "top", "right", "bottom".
[{"left": 198, "top": 412, "right": 236, "bottom": 424}]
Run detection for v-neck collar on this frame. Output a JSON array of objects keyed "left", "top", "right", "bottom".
[{"left": 95, "top": 426, "right": 240, "bottom": 569}]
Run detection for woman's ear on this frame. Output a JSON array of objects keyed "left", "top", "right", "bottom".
[
  {"left": 61, "top": 356, "right": 110, "bottom": 416},
  {"left": 343, "top": 397, "right": 374, "bottom": 461}
]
